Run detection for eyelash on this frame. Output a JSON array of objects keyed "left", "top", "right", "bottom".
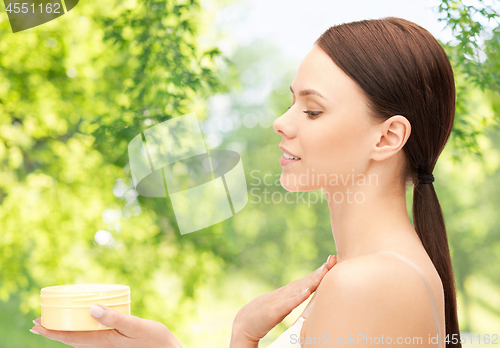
[{"left": 287, "top": 106, "right": 322, "bottom": 118}]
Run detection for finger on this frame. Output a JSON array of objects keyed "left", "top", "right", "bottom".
[
  {"left": 304, "top": 257, "right": 335, "bottom": 292},
  {"left": 326, "top": 255, "right": 337, "bottom": 269},
  {"left": 281, "top": 262, "right": 323, "bottom": 300},
  {"left": 30, "top": 324, "right": 112, "bottom": 346},
  {"left": 315, "top": 254, "right": 337, "bottom": 277},
  {"left": 89, "top": 304, "right": 141, "bottom": 337},
  {"left": 33, "top": 317, "right": 41, "bottom": 325},
  {"left": 281, "top": 287, "right": 311, "bottom": 317},
  {"left": 281, "top": 256, "right": 336, "bottom": 298},
  {"left": 313, "top": 261, "right": 329, "bottom": 279}
]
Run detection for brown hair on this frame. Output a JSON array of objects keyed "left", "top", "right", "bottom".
[{"left": 315, "top": 17, "right": 460, "bottom": 346}]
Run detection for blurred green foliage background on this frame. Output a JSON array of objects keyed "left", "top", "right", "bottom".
[{"left": 0, "top": 0, "right": 499, "bottom": 347}]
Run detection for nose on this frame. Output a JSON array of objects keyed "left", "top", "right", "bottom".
[{"left": 273, "top": 109, "right": 297, "bottom": 139}]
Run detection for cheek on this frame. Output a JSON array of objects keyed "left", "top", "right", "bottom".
[{"left": 302, "top": 114, "right": 370, "bottom": 174}]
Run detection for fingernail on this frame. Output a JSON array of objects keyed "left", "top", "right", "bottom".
[
  {"left": 90, "top": 305, "right": 104, "bottom": 318},
  {"left": 301, "top": 288, "right": 309, "bottom": 296},
  {"left": 326, "top": 255, "right": 332, "bottom": 263},
  {"left": 30, "top": 329, "right": 40, "bottom": 335},
  {"left": 317, "top": 264, "right": 325, "bottom": 275}
]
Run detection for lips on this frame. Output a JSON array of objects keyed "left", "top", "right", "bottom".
[
  {"left": 279, "top": 155, "right": 300, "bottom": 167},
  {"left": 279, "top": 145, "right": 301, "bottom": 159},
  {"left": 278, "top": 145, "right": 301, "bottom": 167}
]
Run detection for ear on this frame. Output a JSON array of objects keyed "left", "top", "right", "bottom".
[{"left": 370, "top": 115, "right": 411, "bottom": 162}]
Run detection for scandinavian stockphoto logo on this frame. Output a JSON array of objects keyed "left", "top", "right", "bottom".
[
  {"left": 4, "top": 0, "right": 79, "bottom": 33},
  {"left": 128, "top": 112, "right": 248, "bottom": 235}
]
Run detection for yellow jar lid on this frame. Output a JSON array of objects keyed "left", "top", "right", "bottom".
[{"left": 41, "top": 284, "right": 130, "bottom": 307}]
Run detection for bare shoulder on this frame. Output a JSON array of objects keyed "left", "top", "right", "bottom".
[
  {"left": 303, "top": 253, "right": 442, "bottom": 346},
  {"left": 322, "top": 253, "right": 425, "bottom": 290},
  {"left": 317, "top": 253, "right": 424, "bottom": 307}
]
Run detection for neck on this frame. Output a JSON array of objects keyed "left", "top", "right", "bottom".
[{"left": 322, "top": 172, "right": 422, "bottom": 264}]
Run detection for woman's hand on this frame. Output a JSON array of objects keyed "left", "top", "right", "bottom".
[
  {"left": 30, "top": 304, "right": 182, "bottom": 348},
  {"left": 230, "top": 254, "right": 337, "bottom": 346}
]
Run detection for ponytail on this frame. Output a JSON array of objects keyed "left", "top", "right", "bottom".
[{"left": 413, "top": 180, "right": 461, "bottom": 348}]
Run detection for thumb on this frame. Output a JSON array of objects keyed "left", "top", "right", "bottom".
[{"left": 89, "top": 304, "right": 137, "bottom": 334}]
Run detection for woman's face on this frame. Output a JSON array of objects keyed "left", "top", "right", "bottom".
[{"left": 273, "top": 44, "right": 378, "bottom": 192}]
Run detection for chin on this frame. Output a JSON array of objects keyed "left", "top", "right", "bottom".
[
  {"left": 280, "top": 174, "right": 320, "bottom": 192},
  {"left": 280, "top": 174, "right": 298, "bottom": 191}
]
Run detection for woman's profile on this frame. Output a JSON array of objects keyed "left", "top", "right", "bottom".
[{"left": 31, "top": 16, "right": 461, "bottom": 348}]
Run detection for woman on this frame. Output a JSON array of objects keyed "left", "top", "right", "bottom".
[{"left": 31, "top": 17, "right": 461, "bottom": 348}]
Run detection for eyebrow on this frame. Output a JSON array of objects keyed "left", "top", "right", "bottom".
[{"left": 290, "top": 85, "right": 327, "bottom": 101}]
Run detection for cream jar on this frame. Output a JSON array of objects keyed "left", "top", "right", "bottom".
[{"left": 40, "top": 284, "right": 130, "bottom": 331}]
